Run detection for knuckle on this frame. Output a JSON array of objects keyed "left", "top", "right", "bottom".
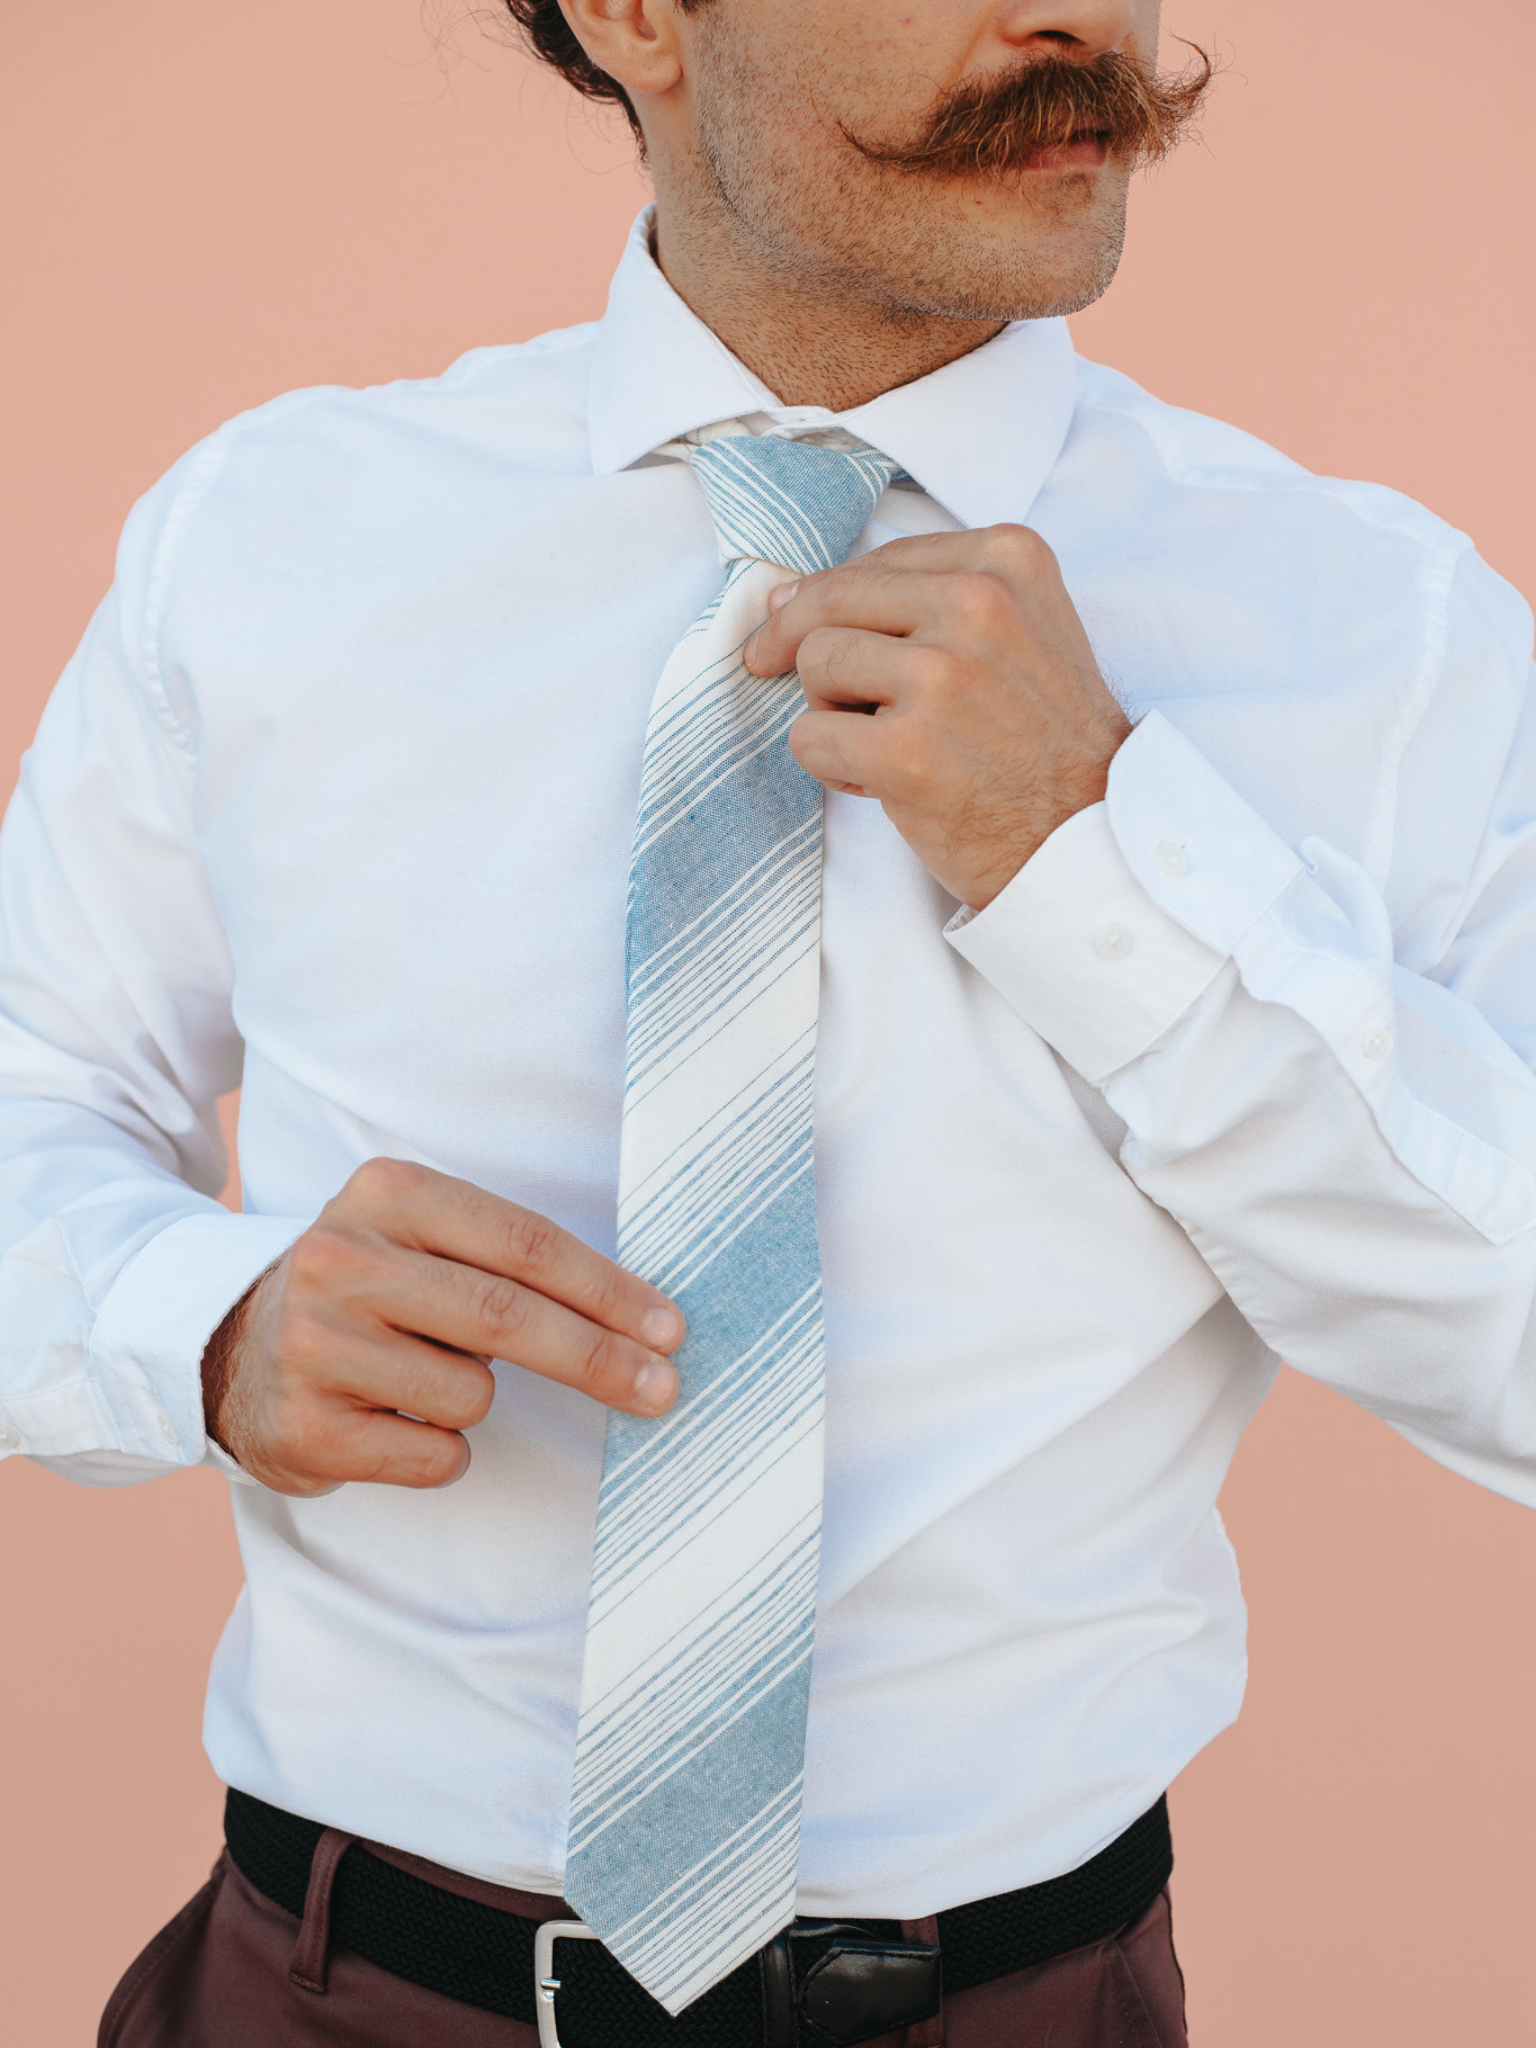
[
  {"left": 287, "top": 1222, "right": 358, "bottom": 1291},
  {"left": 576, "top": 1328, "right": 631, "bottom": 1397},
  {"left": 584, "top": 1260, "right": 631, "bottom": 1332},
  {"left": 987, "top": 522, "right": 1048, "bottom": 565},
  {"left": 501, "top": 1206, "right": 564, "bottom": 1279},
  {"left": 471, "top": 1272, "right": 531, "bottom": 1344},
  {"left": 409, "top": 1436, "right": 469, "bottom": 1490},
  {"left": 438, "top": 1360, "right": 496, "bottom": 1431},
  {"left": 346, "top": 1155, "right": 427, "bottom": 1208},
  {"left": 458, "top": 1368, "right": 497, "bottom": 1429},
  {"left": 796, "top": 625, "right": 837, "bottom": 674},
  {"left": 948, "top": 570, "right": 1012, "bottom": 625}
]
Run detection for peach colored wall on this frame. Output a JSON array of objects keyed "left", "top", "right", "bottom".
[{"left": 3, "top": 4, "right": 1535, "bottom": 2044}]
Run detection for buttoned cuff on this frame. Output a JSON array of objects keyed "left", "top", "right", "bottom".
[
  {"left": 946, "top": 711, "right": 1303, "bottom": 1085},
  {"left": 85, "top": 1209, "right": 308, "bottom": 1467}
]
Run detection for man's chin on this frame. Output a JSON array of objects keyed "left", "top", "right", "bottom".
[
  {"left": 900, "top": 245, "right": 1125, "bottom": 327},
  {"left": 1000, "top": 261, "right": 1122, "bottom": 323},
  {"left": 894, "top": 185, "right": 1129, "bottom": 324}
]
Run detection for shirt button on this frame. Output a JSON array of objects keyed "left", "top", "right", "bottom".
[
  {"left": 0, "top": 1422, "right": 19, "bottom": 1451},
  {"left": 157, "top": 1412, "right": 182, "bottom": 1448},
  {"left": 1155, "top": 842, "right": 1190, "bottom": 879},
  {"left": 1094, "top": 922, "right": 1135, "bottom": 962},
  {"left": 1361, "top": 1028, "right": 1393, "bottom": 1061}
]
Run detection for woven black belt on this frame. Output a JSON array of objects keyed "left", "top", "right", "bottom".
[{"left": 226, "top": 1787, "right": 1171, "bottom": 2048}]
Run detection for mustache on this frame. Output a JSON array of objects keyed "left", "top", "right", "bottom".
[{"left": 843, "top": 45, "right": 1215, "bottom": 178}]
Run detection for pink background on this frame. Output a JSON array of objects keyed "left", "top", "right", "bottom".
[{"left": 4, "top": 3, "right": 1535, "bottom": 2041}]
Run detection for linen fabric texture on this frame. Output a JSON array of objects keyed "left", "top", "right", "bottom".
[
  {"left": 566, "top": 435, "right": 898, "bottom": 2010},
  {"left": 3, "top": 203, "right": 1536, "bottom": 1922}
]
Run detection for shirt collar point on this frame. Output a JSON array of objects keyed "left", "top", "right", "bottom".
[{"left": 588, "top": 217, "right": 1080, "bottom": 519}]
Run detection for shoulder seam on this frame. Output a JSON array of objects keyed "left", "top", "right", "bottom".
[
  {"left": 1073, "top": 385, "right": 1470, "bottom": 553},
  {"left": 137, "top": 388, "right": 341, "bottom": 760},
  {"left": 438, "top": 324, "right": 599, "bottom": 380},
  {"left": 1071, "top": 386, "right": 1298, "bottom": 492},
  {"left": 138, "top": 439, "right": 227, "bottom": 761}
]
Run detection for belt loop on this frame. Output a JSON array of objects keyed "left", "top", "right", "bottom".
[
  {"left": 289, "top": 1828, "right": 358, "bottom": 1994},
  {"left": 899, "top": 1918, "right": 944, "bottom": 2048},
  {"left": 759, "top": 1930, "right": 795, "bottom": 2048}
]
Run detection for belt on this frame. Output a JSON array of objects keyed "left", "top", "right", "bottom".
[{"left": 225, "top": 1787, "right": 1172, "bottom": 2048}]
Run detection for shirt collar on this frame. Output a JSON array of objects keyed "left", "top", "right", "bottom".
[{"left": 587, "top": 207, "right": 1080, "bottom": 532}]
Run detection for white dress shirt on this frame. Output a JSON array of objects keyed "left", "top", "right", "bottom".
[{"left": 3, "top": 206, "right": 1535, "bottom": 1917}]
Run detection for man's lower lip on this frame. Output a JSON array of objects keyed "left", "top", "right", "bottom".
[{"left": 1018, "top": 135, "right": 1111, "bottom": 170}]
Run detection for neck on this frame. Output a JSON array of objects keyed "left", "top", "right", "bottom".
[{"left": 649, "top": 189, "right": 1006, "bottom": 414}]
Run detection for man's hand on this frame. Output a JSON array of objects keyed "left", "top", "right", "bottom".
[
  {"left": 743, "top": 524, "right": 1130, "bottom": 910},
  {"left": 201, "top": 1159, "right": 685, "bottom": 1496}
]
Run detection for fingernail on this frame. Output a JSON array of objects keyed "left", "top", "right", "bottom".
[
  {"left": 633, "top": 1360, "right": 678, "bottom": 1414},
  {"left": 642, "top": 1305, "right": 684, "bottom": 1350},
  {"left": 768, "top": 581, "right": 798, "bottom": 611}
]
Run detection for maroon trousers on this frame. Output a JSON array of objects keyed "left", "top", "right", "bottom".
[{"left": 101, "top": 1837, "right": 1188, "bottom": 2048}]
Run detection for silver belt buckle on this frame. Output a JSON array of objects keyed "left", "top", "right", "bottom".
[{"left": 534, "top": 1918, "right": 603, "bottom": 2048}]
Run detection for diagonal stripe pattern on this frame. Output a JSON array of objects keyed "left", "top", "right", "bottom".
[{"left": 564, "top": 434, "right": 897, "bottom": 2015}]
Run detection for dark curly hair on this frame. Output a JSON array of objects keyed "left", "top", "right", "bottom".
[{"left": 500, "top": 0, "right": 709, "bottom": 140}]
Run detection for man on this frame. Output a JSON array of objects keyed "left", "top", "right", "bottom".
[{"left": 4, "top": 0, "right": 1534, "bottom": 2041}]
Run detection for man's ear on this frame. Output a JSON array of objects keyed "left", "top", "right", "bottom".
[{"left": 555, "top": 0, "right": 687, "bottom": 102}]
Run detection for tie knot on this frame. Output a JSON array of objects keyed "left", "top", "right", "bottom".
[{"left": 687, "top": 434, "right": 897, "bottom": 576}]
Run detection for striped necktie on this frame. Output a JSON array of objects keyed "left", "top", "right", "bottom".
[{"left": 564, "top": 433, "right": 899, "bottom": 2015}]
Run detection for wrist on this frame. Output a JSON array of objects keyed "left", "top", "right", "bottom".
[
  {"left": 962, "top": 719, "right": 1129, "bottom": 911},
  {"left": 200, "top": 1262, "right": 277, "bottom": 1455}
]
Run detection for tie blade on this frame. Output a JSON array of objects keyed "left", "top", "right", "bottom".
[
  {"left": 566, "top": 431, "right": 898, "bottom": 2017},
  {"left": 567, "top": 1166, "right": 827, "bottom": 2011},
  {"left": 565, "top": 1656, "right": 812, "bottom": 2015}
]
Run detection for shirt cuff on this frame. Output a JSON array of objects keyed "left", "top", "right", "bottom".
[
  {"left": 86, "top": 1209, "right": 309, "bottom": 1466},
  {"left": 945, "top": 711, "right": 1303, "bottom": 1085}
]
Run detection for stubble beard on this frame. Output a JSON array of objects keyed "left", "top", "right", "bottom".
[
  {"left": 884, "top": 171, "right": 1134, "bottom": 325},
  {"left": 690, "top": 59, "right": 1135, "bottom": 332}
]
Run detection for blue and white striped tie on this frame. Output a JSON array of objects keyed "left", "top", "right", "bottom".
[{"left": 564, "top": 434, "right": 898, "bottom": 2015}]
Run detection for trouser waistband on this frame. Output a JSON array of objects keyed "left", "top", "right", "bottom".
[{"left": 225, "top": 1787, "right": 1173, "bottom": 2048}]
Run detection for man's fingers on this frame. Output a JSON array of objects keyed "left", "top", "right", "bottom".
[
  {"left": 793, "top": 629, "right": 947, "bottom": 715},
  {"left": 360, "top": 1242, "right": 680, "bottom": 1417},
  {"left": 232, "top": 1357, "right": 476, "bottom": 1495},
  {"left": 789, "top": 708, "right": 886, "bottom": 796},
  {"left": 332, "top": 1159, "right": 684, "bottom": 1351},
  {"left": 223, "top": 1168, "right": 689, "bottom": 1495},
  {"left": 290, "top": 1406, "right": 473, "bottom": 1493},
  {"left": 745, "top": 529, "right": 1054, "bottom": 679},
  {"left": 746, "top": 567, "right": 936, "bottom": 679},
  {"left": 325, "top": 1325, "right": 498, "bottom": 1433}
]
